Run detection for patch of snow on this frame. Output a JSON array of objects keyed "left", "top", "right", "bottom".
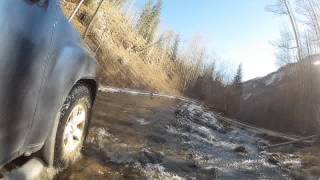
[
  {"left": 265, "top": 73, "right": 278, "bottom": 86},
  {"left": 277, "top": 71, "right": 285, "bottom": 82},
  {"left": 99, "top": 86, "right": 192, "bottom": 102},
  {"left": 282, "top": 159, "right": 301, "bottom": 167},
  {"left": 91, "top": 127, "right": 114, "bottom": 138},
  {"left": 242, "top": 93, "right": 252, "bottom": 101},
  {"left": 138, "top": 164, "right": 185, "bottom": 180},
  {"left": 251, "top": 77, "right": 262, "bottom": 81},
  {"left": 264, "top": 71, "right": 286, "bottom": 86},
  {"left": 228, "top": 159, "right": 275, "bottom": 170},
  {"left": 99, "top": 86, "right": 150, "bottom": 96},
  {"left": 202, "top": 112, "right": 219, "bottom": 124},
  {"left": 166, "top": 125, "right": 179, "bottom": 134},
  {"left": 135, "top": 118, "right": 150, "bottom": 125},
  {"left": 180, "top": 104, "right": 221, "bottom": 129},
  {"left": 192, "top": 133, "right": 216, "bottom": 144},
  {"left": 197, "top": 126, "right": 212, "bottom": 136},
  {"left": 183, "top": 103, "right": 203, "bottom": 114},
  {"left": 87, "top": 127, "right": 118, "bottom": 148},
  {"left": 213, "top": 141, "right": 237, "bottom": 150},
  {"left": 313, "top": 60, "right": 320, "bottom": 66}
]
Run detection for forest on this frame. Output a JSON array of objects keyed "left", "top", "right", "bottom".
[{"left": 64, "top": 0, "right": 320, "bottom": 135}]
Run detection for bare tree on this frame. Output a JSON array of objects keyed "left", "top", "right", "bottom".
[
  {"left": 136, "top": 0, "right": 163, "bottom": 43},
  {"left": 109, "top": 0, "right": 128, "bottom": 7},
  {"left": 84, "top": 0, "right": 95, "bottom": 7},
  {"left": 83, "top": 0, "right": 105, "bottom": 39},
  {"left": 171, "top": 34, "right": 180, "bottom": 61},
  {"left": 178, "top": 40, "right": 207, "bottom": 92},
  {"left": 296, "top": 0, "right": 320, "bottom": 53},
  {"left": 137, "top": 34, "right": 172, "bottom": 52},
  {"left": 68, "top": 0, "right": 86, "bottom": 22},
  {"left": 273, "top": 30, "right": 296, "bottom": 66},
  {"left": 266, "top": 0, "right": 303, "bottom": 61}
]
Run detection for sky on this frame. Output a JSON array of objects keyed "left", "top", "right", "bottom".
[{"left": 132, "top": 0, "right": 289, "bottom": 81}]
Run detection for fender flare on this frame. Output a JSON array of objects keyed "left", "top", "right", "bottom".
[{"left": 37, "top": 46, "right": 97, "bottom": 166}]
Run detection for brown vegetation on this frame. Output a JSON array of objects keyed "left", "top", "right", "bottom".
[
  {"left": 298, "top": 144, "right": 320, "bottom": 177},
  {"left": 62, "top": 0, "right": 232, "bottom": 100},
  {"left": 236, "top": 0, "right": 320, "bottom": 135},
  {"left": 62, "top": 0, "right": 180, "bottom": 94},
  {"left": 63, "top": 0, "right": 320, "bottom": 136},
  {"left": 240, "top": 56, "right": 320, "bottom": 135}
]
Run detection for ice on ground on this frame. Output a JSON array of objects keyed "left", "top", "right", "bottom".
[
  {"left": 243, "top": 93, "right": 252, "bottom": 101},
  {"left": 89, "top": 127, "right": 114, "bottom": 139},
  {"left": 87, "top": 127, "right": 118, "bottom": 148},
  {"left": 99, "top": 86, "right": 192, "bottom": 102},
  {"left": 137, "top": 163, "right": 185, "bottom": 180},
  {"left": 135, "top": 118, "right": 150, "bottom": 125},
  {"left": 264, "top": 71, "right": 285, "bottom": 86},
  {"left": 99, "top": 86, "right": 150, "bottom": 96},
  {"left": 265, "top": 73, "right": 278, "bottom": 86},
  {"left": 179, "top": 103, "right": 221, "bottom": 129},
  {"left": 313, "top": 60, "right": 320, "bottom": 66}
]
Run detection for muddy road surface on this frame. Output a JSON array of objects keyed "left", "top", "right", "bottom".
[{"left": 53, "top": 89, "right": 299, "bottom": 180}]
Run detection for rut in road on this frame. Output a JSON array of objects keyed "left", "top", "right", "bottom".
[{"left": 54, "top": 89, "right": 300, "bottom": 180}]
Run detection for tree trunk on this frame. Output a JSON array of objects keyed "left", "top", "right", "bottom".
[
  {"left": 306, "top": 0, "right": 320, "bottom": 44},
  {"left": 283, "top": 0, "right": 303, "bottom": 61},
  {"left": 266, "top": 135, "right": 318, "bottom": 149},
  {"left": 68, "top": 0, "right": 86, "bottom": 22},
  {"left": 83, "top": 0, "right": 105, "bottom": 39}
]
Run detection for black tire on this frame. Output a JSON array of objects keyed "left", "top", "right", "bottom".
[{"left": 53, "top": 84, "right": 92, "bottom": 168}]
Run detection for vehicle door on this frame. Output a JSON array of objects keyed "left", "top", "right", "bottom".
[{"left": 0, "top": 0, "right": 57, "bottom": 163}]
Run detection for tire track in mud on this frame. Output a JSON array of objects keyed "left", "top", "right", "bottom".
[
  {"left": 2, "top": 86, "right": 302, "bottom": 179},
  {"left": 55, "top": 87, "right": 300, "bottom": 179}
]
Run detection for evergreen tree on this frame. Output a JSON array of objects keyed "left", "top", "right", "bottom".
[
  {"left": 148, "top": 0, "right": 162, "bottom": 42},
  {"left": 85, "top": 0, "right": 127, "bottom": 7},
  {"left": 136, "top": 0, "right": 153, "bottom": 40},
  {"left": 233, "top": 63, "right": 243, "bottom": 94},
  {"left": 228, "top": 63, "right": 243, "bottom": 117},
  {"left": 136, "top": 0, "right": 162, "bottom": 43},
  {"left": 84, "top": 0, "right": 95, "bottom": 6},
  {"left": 171, "top": 34, "right": 180, "bottom": 61},
  {"left": 110, "top": 0, "right": 128, "bottom": 7}
]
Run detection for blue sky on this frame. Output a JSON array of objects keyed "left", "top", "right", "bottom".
[{"left": 133, "top": 0, "right": 289, "bottom": 80}]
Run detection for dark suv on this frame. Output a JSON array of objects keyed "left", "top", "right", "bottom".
[{"left": 0, "top": 0, "right": 97, "bottom": 169}]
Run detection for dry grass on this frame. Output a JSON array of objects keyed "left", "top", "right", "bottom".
[
  {"left": 299, "top": 145, "right": 320, "bottom": 176},
  {"left": 62, "top": 1, "right": 180, "bottom": 95}
]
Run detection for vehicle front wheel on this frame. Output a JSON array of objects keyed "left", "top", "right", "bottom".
[{"left": 53, "top": 84, "right": 92, "bottom": 168}]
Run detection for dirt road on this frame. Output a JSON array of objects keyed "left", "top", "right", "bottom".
[
  {"left": 50, "top": 88, "right": 301, "bottom": 180},
  {"left": 2, "top": 88, "right": 304, "bottom": 179}
]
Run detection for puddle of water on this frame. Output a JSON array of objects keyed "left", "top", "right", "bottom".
[{"left": 55, "top": 92, "right": 297, "bottom": 180}]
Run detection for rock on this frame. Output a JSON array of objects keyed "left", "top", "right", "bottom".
[
  {"left": 118, "top": 58, "right": 123, "bottom": 64},
  {"left": 234, "top": 146, "right": 248, "bottom": 154},
  {"left": 196, "top": 167, "right": 218, "bottom": 180},
  {"left": 268, "top": 154, "right": 281, "bottom": 165},
  {"left": 315, "top": 135, "right": 320, "bottom": 144},
  {"left": 146, "top": 135, "right": 167, "bottom": 144},
  {"left": 187, "top": 153, "right": 194, "bottom": 160},
  {"left": 137, "top": 150, "right": 164, "bottom": 165}
]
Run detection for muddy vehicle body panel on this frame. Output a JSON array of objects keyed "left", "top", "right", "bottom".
[{"left": 0, "top": 0, "right": 97, "bottom": 167}]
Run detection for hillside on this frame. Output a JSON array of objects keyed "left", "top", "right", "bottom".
[
  {"left": 240, "top": 55, "right": 320, "bottom": 135},
  {"left": 62, "top": 1, "right": 320, "bottom": 136},
  {"left": 62, "top": 1, "right": 181, "bottom": 95}
]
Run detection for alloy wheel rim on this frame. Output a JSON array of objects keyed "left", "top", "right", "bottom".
[{"left": 62, "top": 103, "right": 86, "bottom": 153}]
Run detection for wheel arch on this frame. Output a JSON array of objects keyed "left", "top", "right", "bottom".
[
  {"left": 40, "top": 78, "right": 97, "bottom": 166},
  {"left": 76, "top": 78, "right": 98, "bottom": 104},
  {"left": 36, "top": 45, "right": 98, "bottom": 166}
]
